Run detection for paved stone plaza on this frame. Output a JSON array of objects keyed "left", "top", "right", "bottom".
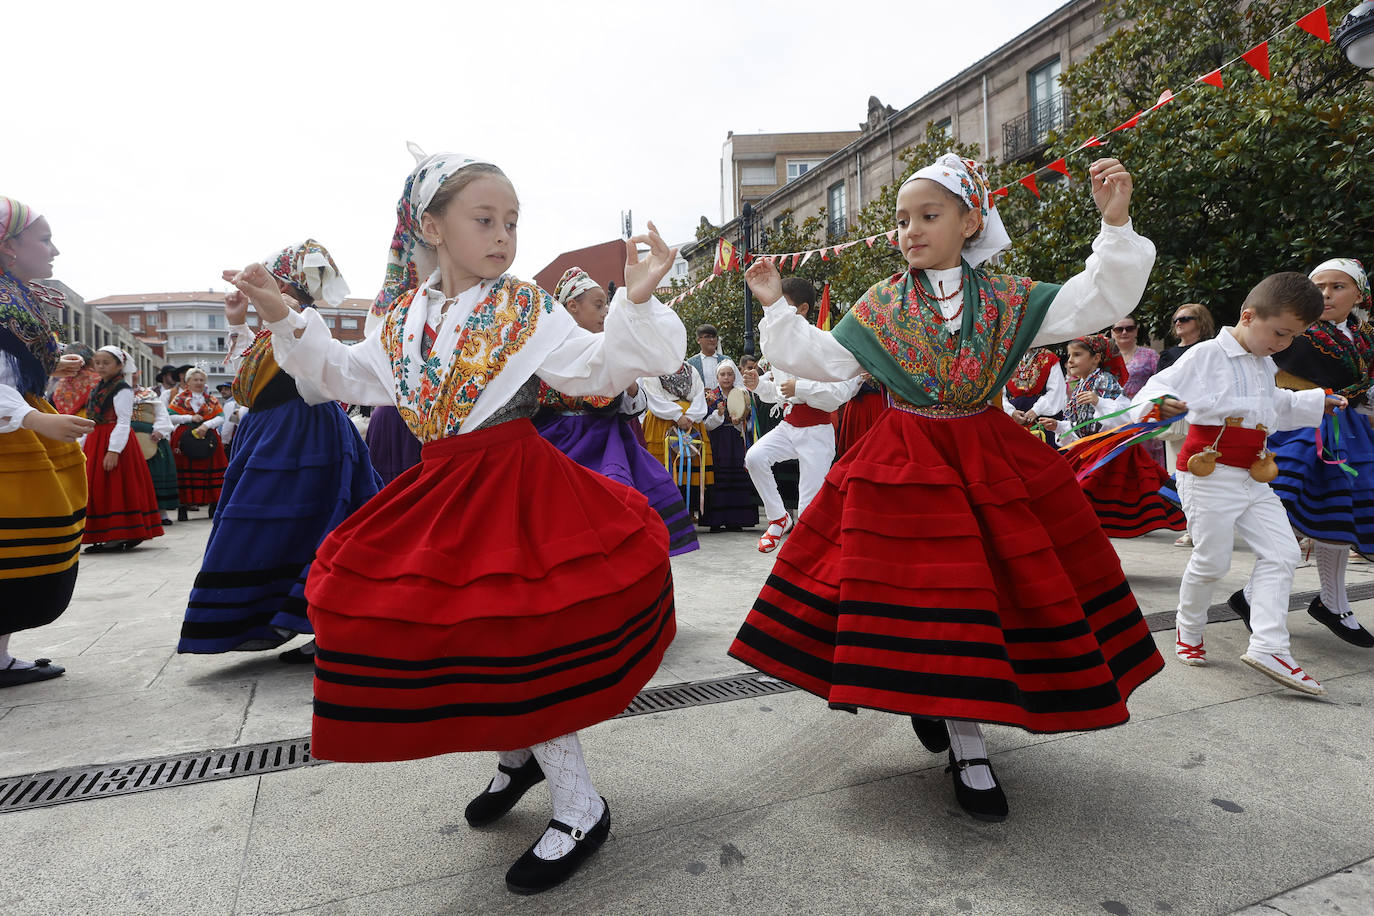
[{"left": 3, "top": 517, "right": 1372, "bottom": 915}]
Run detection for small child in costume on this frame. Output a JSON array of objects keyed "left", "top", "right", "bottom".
[
  {"left": 1131, "top": 273, "right": 1344, "bottom": 694},
  {"left": 730, "top": 154, "right": 1162, "bottom": 822},
  {"left": 742, "top": 278, "right": 860, "bottom": 553},
  {"left": 80, "top": 346, "right": 164, "bottom": 552},
  {"left": 1055, "top": 335, "right": 1186, "bottom": 537},
  {"left": 1267, "top": 258, "right": 1374, "bottom": 648},
  {"left": 227, "top": 146, "right": 684, "bottom": 895}
]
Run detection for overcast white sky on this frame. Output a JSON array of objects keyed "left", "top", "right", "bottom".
[{"left": 8, "top": 0, "right": 1069, "bottom": 301}]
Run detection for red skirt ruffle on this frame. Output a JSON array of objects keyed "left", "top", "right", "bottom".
[
  {"left": 172, "top": 426, "right": 227, "bottom": 506},
  {"left": 82, "top": 424, "right": 164, "bottom": 544},
  {"left": 836, "top": 389, "right": 886, "bottom": 457},
  {"left": 1061, "top": 440, "right": 1186, "bottom": 538},
  {"left": 729, "top": 407, "right": 1163, "bottom": 734},
  {"left": 306, "top": 419, "right": 676, "bottom": 762}
]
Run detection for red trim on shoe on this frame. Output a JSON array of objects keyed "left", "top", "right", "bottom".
[
  {"left": 1175, "top": 638, "right": 1206, "bottom": 662},
  {"left": 757, "top": 515, "right": 794, "bottom": 554},
  {"left": 1270, "top": 655, "right": 1317, "bottom": 684}
]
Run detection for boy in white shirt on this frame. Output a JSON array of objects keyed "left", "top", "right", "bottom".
[
  {"left": 1132, "top": 273, "right": 1346, "bottom": 694},
  {"left": 742, "top": 278, "right": 860, "bottom": 553}
]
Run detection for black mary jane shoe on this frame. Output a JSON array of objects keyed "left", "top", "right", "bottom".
[
  {"left": 0, "top": 658, "right": 66, "bottom": 688},
  {"left": 82, "top": 543, "right": 108, "bottom": 554},
  {"left": 119, "top": 539, "right": 145, "bottom": 552},
  {"left": 177, "top": 507, "right": 189, "bottom": 522},
  {"left": 1227, "top": 590, "right": 1253, "bottom": 633},
  {"left": 911, "top": 716, "right": 950, "bottom": 753},
  {"left": 946, "top": 751, "right": 1008, "bottom": 823},
  {"left": 505, "top": 799, "right": 611, "bottom": 896},
  {"left": 1308, "top": 597, "right": 1374, "bottom": 648},
  {"left": 464, "top": 757, "right": 547, "bottom": 828}
]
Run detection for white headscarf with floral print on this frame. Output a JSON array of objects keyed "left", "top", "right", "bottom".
[
  {"left": 1310, "top": 258, "right": 1370, "bottom": 306},
  {"left": 901, "top": 154, "right": 1011, "bottom": 268}
]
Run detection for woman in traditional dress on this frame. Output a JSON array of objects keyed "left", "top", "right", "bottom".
[
  {"left": 168, "top": 367, "right": 227, "bottom": 519},
  {"left": 130, "top": 379, "right": 178, "bottom": 524},
  {"left": 0, "top": 197, "right": 91, "bottom": 686},
  {"left": 225, "top": 147, "right": 683, "bottom": 894},
  {"left": 179, "top": 240, "right": 381, "bottom": 661},
  {"left": 700, "top": 360, "right": 760, "bottom": 531},
  {"left": 730, "top": 155, "right": 1163, "bottom": 822}
]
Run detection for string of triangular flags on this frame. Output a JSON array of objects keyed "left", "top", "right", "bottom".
[{"left": 991, "top": 3, "right": 1332, "bottom": 200}]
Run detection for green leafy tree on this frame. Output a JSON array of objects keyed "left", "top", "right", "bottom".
[{"left": 997, "top": 0, "right": 1374, "bottom": 340}]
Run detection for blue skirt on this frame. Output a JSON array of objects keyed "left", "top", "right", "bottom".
[
  {"left": 1270, "top": 406, "right": 1374, "bottom": 551},
  {"left": 178, "top": 397, "right": 382, "bottom": 653}
]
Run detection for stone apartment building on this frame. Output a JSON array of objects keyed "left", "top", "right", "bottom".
[
  {"left": 90, "top": 292, "right": 370, "bottom": 389},
  {"left": 689, "top": 0, "right": 1109, "bottom": 269}
]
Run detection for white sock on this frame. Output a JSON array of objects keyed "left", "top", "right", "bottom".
[
  {"left": 946, "top": 720, "right": 995, "bottom": 791},
  {"left": 1314, "top": 541, "right": 1360, "bottom": 628},
  {"left": 530, "top": 732, "right": 604, "bottom": 860},
  {"left": 0, "top": 634, "right": 34, "bottom": 671},
  {"left": 488, "top": 748, "right": 533, "bottom": 793}
]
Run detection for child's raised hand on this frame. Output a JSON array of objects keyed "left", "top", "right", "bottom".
[
  {"left": 741, "top": 368, "right": 759, "bottom": 390},
  {"left": 223, "top": 264, "right": 290, "bottom": 323},
  {"left": 1075, "top": 389, "right": 1100, "bottom": 406},
  {"left": 224, "top": 289, "right": 250, "bottom": 326},
  {"left": 1325, "top": 393, "right": 1349, "bottom": 414},
  {"left": 624, "top": 222, "right": 679, "bottom": 305},
  {"left": 1088, "top": 158, "right": 1133, "bottom": 227},
  {"left": 1158, "top": 397, "right": 1188, "bottom": 419},
  {"left": 744, "top": 260, "right": 784, "bottom": 306}
]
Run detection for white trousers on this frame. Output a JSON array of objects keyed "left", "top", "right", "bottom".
[
  {"left": 1177, "top": 467, "right": 1300, "bottom": 655},
  {"left": 745, "top": 421, "right": 835, "bottom": 522}
]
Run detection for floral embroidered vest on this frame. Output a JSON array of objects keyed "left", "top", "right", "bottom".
[
  {"left": 832, "top": 262, "right": 1060, "bottom": 409},
  {"left": 380, "top": 276, "right": 552, "bottom": 442},
  {"left": 1005, "top": 349, "right": 1060, "bottom": 398}
]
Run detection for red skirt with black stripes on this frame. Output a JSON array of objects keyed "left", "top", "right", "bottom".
[
  {"left": 1060, "top": 439, "right": 1186, "bottom": 538},
  {"left": 728, "top": 406, "right": 1163, "bottom": 734},
  {"left": 82, "top": 423, "right": 164, "bottom": 545},
  {"left": 305, "top": 418, "right": 676, "bottom": 762}
]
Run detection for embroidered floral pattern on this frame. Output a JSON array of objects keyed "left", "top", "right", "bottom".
[
  {"left": 1305, "top": 318, "right": 1374, "bottom": 402},
  {"left": 168, "top": 388, "right": 224, "bottom": 421},
  {"left": 850, "top": 268, "right": 1037, "bottom": 407},
  {"left": 536, "top": 380, "right": 616, "bottom": 412},
  {"left": 0, "top": 272, "right": 63, "bottom": 396},
  {"left": 382, "top": 275, "right": 553, "bottom": 441},
  {"left": 1006, "top": 349, "right": 1059, "bottom": 398}
]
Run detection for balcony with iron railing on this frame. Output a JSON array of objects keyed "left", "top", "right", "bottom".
[{"left": 1002, "top": 92, "right": 1071, "bottom": 162}]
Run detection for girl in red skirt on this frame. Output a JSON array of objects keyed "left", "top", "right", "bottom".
[
  {"left": 731, "top": 154, "right": 1164, "bottom": 822},
  {"left": 1052, "top": 335, "right": 1186, "bottom": 538},
  {"left": 168, "top": 368, "right": 227, "bottom": 520},
  {"left": 225, "top": 146, "right": 684, "bottom": 895},
  {"left": 80, "top": 346, "right": 164, "bottom": 552}
]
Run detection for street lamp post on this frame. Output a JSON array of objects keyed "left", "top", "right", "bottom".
[
  {"left": 741, "top": 202, "right": 755, "bottom": 356},
  {"left": 1335, "top": 2, "right": 1374, "bottom": 68}
]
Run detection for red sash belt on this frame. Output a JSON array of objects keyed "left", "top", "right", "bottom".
[
  {"left": 1177, "top": 424, "right": 1266, "bottom": 472},
  {"left": 784, "top": 403, "right": 834, "bottom": 428}
]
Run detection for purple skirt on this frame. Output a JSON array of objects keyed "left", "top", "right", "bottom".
[
  {"left": 700, "top": 424, "right": 759, "bottom": 529},
  {"left": 536, "top": 411, "right": 699, "bottom": 556},
  {"left": 365, "top": 405, "right": 423, "bottom": 487}
]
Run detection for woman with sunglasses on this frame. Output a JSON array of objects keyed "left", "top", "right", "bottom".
[
  {"left": 1111, "top": 316, "right": 1166, "bottom": 468},
  {"left": 1158, "top": 303, "right": 1216, "bottom": 371}
]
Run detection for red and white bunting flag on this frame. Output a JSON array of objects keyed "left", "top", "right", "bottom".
[
  {"left": 1297, "top": 5, "right": 1330, "bottom": 42},
  {"left": 866, "top": 235, "right": 877, "bottom": 248},
  {"left": 1075, "top": 136, "right": 1105, "bottom": 151},
  {"left": 1197, "top": 68, "right": 1224, "bottom": 89},
  {"left": 791, "top": 253, "right": 801, "bottom": 269},
  {"left": 1019, "top": 174, "right": 1041, "bottom": 198},
  {"left": 992, "top": 187, "right": 1010, "bottom": 199},
  {"left": 1242, "top": 41, "right": 1271, "bottom": 79},
  {"left": 1047, "top": 158, "right": 1071, "bottom": 177},
  {"left": 1110, "top": 110, "right": 1143, "bottom": 132},
  {"left": 886, "top": 230, "right": 898, "bottom": 245},
  {"left": 1151, "top": 89, "right": 1175, "bottom": 110},
  {"left": 800, "top": 250, "right": 815, "bottom": 267}
]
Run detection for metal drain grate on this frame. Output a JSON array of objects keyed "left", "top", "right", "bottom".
[
  {"left": 0, "top": 672, "right": 796, "bottom": 814},
  {"left": 617, "top": 671, "right": 797, "bottom": 717},
  {"left": 0, "top": 737, "right": 320, "bottom": 814},
  {"left": 1141, "top": 582, "right": 1374, "bottom": 633}
]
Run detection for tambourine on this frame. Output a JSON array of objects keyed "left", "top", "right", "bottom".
[
  {"left": 727, "top": 387, "right": 749, "bottom": 422},
  {"left": 134, "top": 431, "right": 158, "bottom": 460}
]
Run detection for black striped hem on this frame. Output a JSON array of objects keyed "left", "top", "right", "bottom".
[
  {"left": 0, "top": 544, "right": 80, "bottom": 571},
  {"left": 313, "top": 587, "right": 674, "bottom": 724},
  {"left": 0, "top": 508, "right": 86, "bottom": 529},
  {"left": 192, "top": 562, "right": 311, "bottom": 591}
]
